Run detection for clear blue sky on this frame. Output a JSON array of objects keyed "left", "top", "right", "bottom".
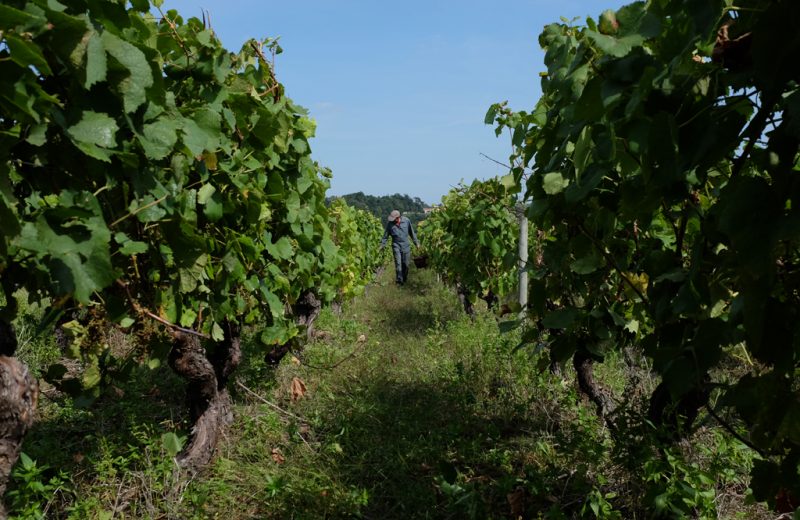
[{"left": 161, "top": 0, "right": 625, "bottom": 204}]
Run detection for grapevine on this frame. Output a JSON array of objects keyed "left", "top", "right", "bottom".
[
  {"left": 328, "top": 198, "right": 388, "bottom": 300},
  {"left": 422, "top": 178, "right": 520, "bottom": 314},
  {"left": 0, "top": 0, "right": 380, "bottom": 491},
  {"left": 489, "top": 0, "right": 800, "bottom": 505}
]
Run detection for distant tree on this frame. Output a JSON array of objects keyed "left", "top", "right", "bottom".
[{"left": 328, "top": 192, "right": 429, "bottom": 225}]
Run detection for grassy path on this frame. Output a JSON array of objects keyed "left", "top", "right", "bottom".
[
  {"left": 199, "top": 267, "right": 560, "bottom": 519},
  {"left": 193, "top": 266, "right": 768, "bottom": 520},
  {"left": 13, "top": 266, "right": 768, "bottom": 518}
]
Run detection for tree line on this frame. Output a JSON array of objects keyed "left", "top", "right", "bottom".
[{"left": 328, "top": 192, "right": 429, "bottom": 225}]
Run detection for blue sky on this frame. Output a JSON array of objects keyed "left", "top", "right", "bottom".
[{"left": 161, "top": 0, "right": 625, "bottom": 204}]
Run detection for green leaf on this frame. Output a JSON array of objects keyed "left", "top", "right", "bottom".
[
  {"left": 624, "top": 319, "right": 639, "bottom": 334},
  {"left": 211, "top": 322, "right": 224, "bottom": 341},
  {"left": 261, "top": 323, "right": 294, "bottom": 346},
  {"left": 484, "top": 105, "right": 498, "bottom": 124},
  {"left": 197, "top": 184, "right": 223, "bottom": 221},
  {"left": 0, "top": 173, "right": 20, "bottom": 239},
  {"left": 47, "top": 0, "right": 68, "bottom": 12},
  {"left": 266, "top": 236, "right": 293, "bottom": 261},
  {"left": 130, "top": 0, "right": 150, "bottom": 11},
  {"left": 15, "top": 191, "right": 115, "bottom": 303},
  {"left": 499, "top": 320, "right": 521, "bottom": 333},
  {"left": 120, "top": 241, "right": 148, "bottom": 255},
  {"left": 69, "top": 111, "right": 117, "bottom": 147},
  {"left": 573, "top": 126, "right": 592, "bottom": 177},
  {"left": 67, "top": 111, "right": 118, "bottom": 162},
  {"left": 85, "top": 32, "right": 107, "bottom": 89},
  {"left": 222, "top": 251, "right": 245, "bottom": 278},
  {"left": 100, "top": 31, "right": 153, "bottom": 113},
  {"left": 54, "top": 249, "right": 116, "bottom": 304},
  {"left": 119, "top": 317, "right": 135, "bottom": 328},
  {"left": 82, "top": 364, "right": 102, "bottom": 389},
  {"left": 570, "top": 252, "right": 604, "bottom": 275},
  {"left": 585, "top": 30, "right": 644, "bottom": 58},
  {"left": 197, "top": 184, "right": 216, "bottom": 204},
  {"left": 161, "top": 432, "right": 184, "bottom": 457},
  {"left": 542, "top": 308, "right": 578, "bottom": 329},
  {"left": 0, "top": 5, "right": 45, "bottom": 30},
  {"left": 130, "top": 194, "right": 168, "bottom": 223},
  {"left": 5, "top": 34, "right": 52, "bottom": 75},
  {"left": 19, "top": 452, "right": 34, "bottom": 471},
  {"left": 296, "top": 175, "right": 313, "bottom": 195},
  {"left": 26, "top": 124, "right": 47, "bottom": 146},
  {"left": 179, "top": 307, "right": 197, "bottom": 328},
  {"left": 499, "top": 173, "right": 516, "bottom": 190},
  {"left": 203, "top": 192, "right": 223, "bottom": 221},
  {"left": 181, "top": 109, "right": 222, "bottom": 156},
  {"left": 139, "top": 117, "right": 179, "bottom": 160},
  {"left": 542, "top": 172, "right": 569, "bottom": 195}
]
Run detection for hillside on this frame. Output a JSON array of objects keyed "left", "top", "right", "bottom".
[{"left": 329, "top": 192, "right": 429, "bottom": 224}]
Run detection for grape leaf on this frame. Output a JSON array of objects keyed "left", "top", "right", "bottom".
[{"left": 101, "top": 31, "right": 153, "bottom": 113}]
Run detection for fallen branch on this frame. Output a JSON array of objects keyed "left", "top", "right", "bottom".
[{"left": 236, "top": 380, "right": 304, "bottom": 422}]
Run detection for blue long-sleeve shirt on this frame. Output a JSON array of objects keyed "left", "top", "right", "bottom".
[{"left": 381, "top": 216, "right": 419, "bottom": 249}]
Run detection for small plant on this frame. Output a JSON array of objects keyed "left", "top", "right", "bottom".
[
  {"left": 6, "top": 453, "right": 71, "bottom": 519},
  {"left": 582, "top": 487, "right": 621, "bottom": 519},
  {"left": 642, "top": 447, "right": 718, "bottom": 517}
]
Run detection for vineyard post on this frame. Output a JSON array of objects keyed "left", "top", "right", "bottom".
[{"left": 517, "top": 203, "right": 528, "bottom": 317}]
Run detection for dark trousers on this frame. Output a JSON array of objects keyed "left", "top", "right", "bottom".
[{"left": 392, "top": 244, "right": 411, "bottom": 284}]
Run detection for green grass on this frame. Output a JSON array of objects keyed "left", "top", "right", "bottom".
[{"left": 6, "top": 266, "right": 770, "bottom": 519}]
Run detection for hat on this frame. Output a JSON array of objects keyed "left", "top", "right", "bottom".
[{"left": 388, "top": 210, "right": 401, "bottom": 221}]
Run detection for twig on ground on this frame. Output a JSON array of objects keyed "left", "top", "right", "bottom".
[
  {"left": 300, "top": 340, "right": 371, "bottom": 371},
  {"left": 236, "top": 380, "right": 315, "bottom": 451},
  {"left": 236, "top": 380, "right": 303, "bottom": 422}
]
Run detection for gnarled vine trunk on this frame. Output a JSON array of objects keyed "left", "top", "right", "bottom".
[
  {"left": 0, "top": 320, "right": 38, "bottom": 518},
  {"left": 294, "top": 291, "right": 322, "bottom": 340},
  {"left": 647, "top": 377, "right": 709, "bottom": 441},
  {"left": 573, "top": 350, "right": 615, "bottom": 423},
  {"left": 480, "top": 290, "right": 498, "bottom": 310},
  {"left": 168, "top": 322, "right": 240, "bottom": 472},
  {"left": 456, "top": 283, "right": 475, "bottom": 317},
  {"left": 266, "top": 291, "right": 321, "bottom": 366}
]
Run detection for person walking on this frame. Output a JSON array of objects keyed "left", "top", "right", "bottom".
[{"left": 380, "top": 210, "right": 419, "bottom": 285}]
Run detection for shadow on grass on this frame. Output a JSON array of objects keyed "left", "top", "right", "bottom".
[
  {"left": 374, "top": 277, "right": 465, "bottom": 337},
  {"left": 18, "top": 363, "right": 187, "bottom": 486},
  {"left": 376, "top": 304, "right": 458, "bottom": 337},
  {"left": 312, "top": 376, "right": 549, "bottom": 519}
]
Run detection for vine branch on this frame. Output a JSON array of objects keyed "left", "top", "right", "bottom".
[
  {"left": 249, "top": 41, "right": 281, "bottom": 102},
  {"left": 115, "top": 280, "right": 209, "bottom": 339},
  {"left": 704, "top": 403, "right": 767, "bottom": 457},
  {"left": 480, "top": 152, "right": 512, "bottom": 170},
  {"left": 730, "top": 92, "right": 778, "bottom": 179},
  {"left": 156, "top": 7, "right": 194, "bottom": 65},
  {"left": 109, "top": 195, "right": 169, "bottom": 228},
  {"left": 578, "top": 223, "right": 649, "bottom": 304}
]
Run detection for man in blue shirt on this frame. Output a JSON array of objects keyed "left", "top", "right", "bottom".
[{"left": 380, "top": 210, "right": 419, "bottom": 285}]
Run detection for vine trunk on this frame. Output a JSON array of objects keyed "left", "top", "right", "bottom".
[
  {"left": 0, "top": 320, "right": 38, "bottom": 517},
  {"left": 168, "top": 322, "right": 241, "bottom": 472}
]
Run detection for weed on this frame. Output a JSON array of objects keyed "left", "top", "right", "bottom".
[
  {"left": 6, "top": 453, "right": 71, "bottom": 519},
  {"left": 9, "top": 289, "right": 60, "bottom": 377}
]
